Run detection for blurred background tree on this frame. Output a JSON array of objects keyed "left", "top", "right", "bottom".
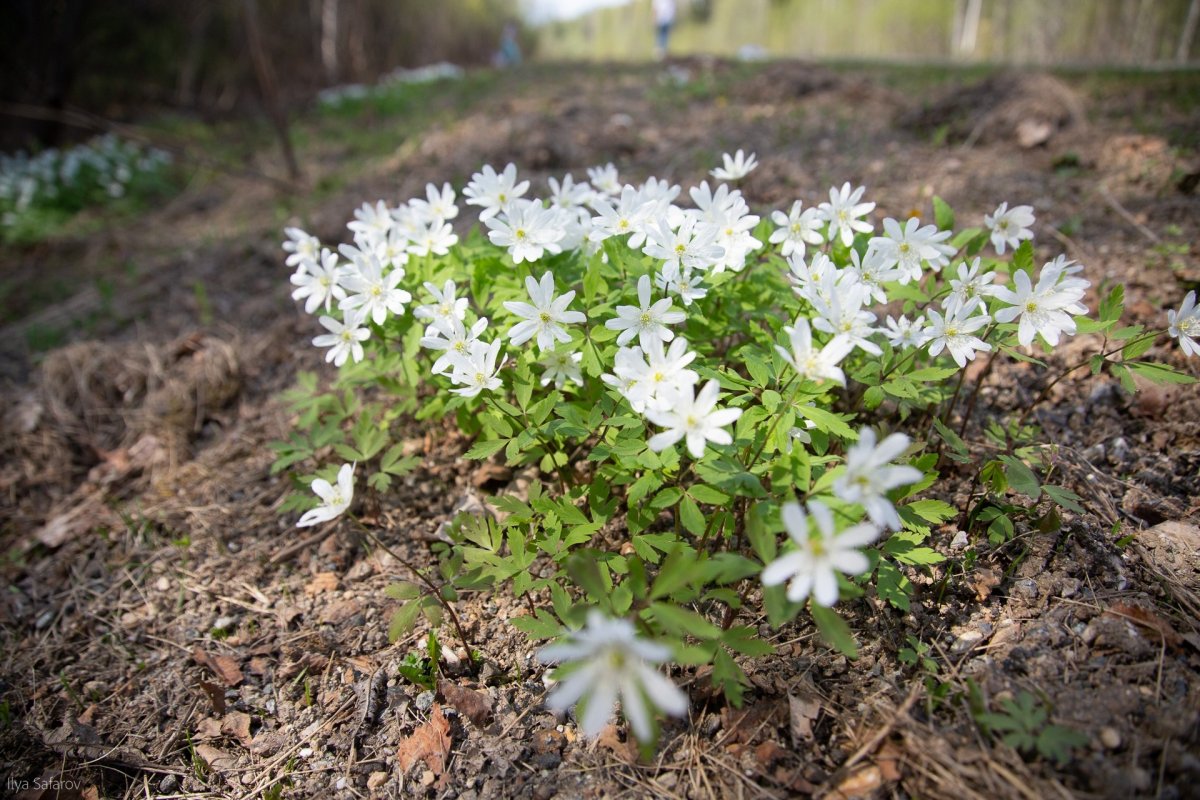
[{"left": 0, "top": 0, "right": 520, "bottom": 149}]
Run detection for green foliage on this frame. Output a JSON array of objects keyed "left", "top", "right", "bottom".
[
  {"left": 975, "top": 691, "right": 1089, "bottom": 764},
  {"left": 272, "top": 182, "right": 1187, "bottom": 748}
]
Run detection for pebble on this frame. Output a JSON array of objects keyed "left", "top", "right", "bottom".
[
  {"left": 421, "top": 769, "right": 436, "bottom": 787},
  {"left": 415, "top": 690, "right": 435, "bottom": 712},
  {"left": 154, "top": 576, "right": 171, "bottom": 592},
  {"left": 1012, "top": 578, "right": 1039, "bottom": 602},
  {"left": 950, "top": 530, "right": 969, "bottom": 550},
  {"left": 368, "top": 772, "right": 389, "bottom": 790},
  {"left": 951, "top": 630, "right": 984, "bottom": 653},
  {"left": 1100, "top": 726, "right": 1122, "bottom": 749},
  {"left": 1110, "top": 436, "right": 1131, "bottom": 464}
]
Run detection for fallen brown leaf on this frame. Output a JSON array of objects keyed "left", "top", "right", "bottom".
[
  {"left": 194, "top": 743, "right": 237, "bottom": 772},
  {"left": 192, "top": 646, "right": 244, "bottom": 686},
  {"left": 222, "top": 711, "right": 253, "bottom": 747},
  {"left": 967, "top": 567, "right": 1002, "bottom": 601},
  {"left": 397, "top": 703, "right": 452, "bottom": 788},
  {"left": 788, "top": 689, "right": 822, "bottom": 744},
  {"left": 1108, "top": 602, "right": 1182, "bottom": 646},
  {"left": 595, "top": 723, "right": 639, "bottom": 763},
  {"left": 828, "top": 765, "right": 883, "bottom": 799},
  {"left": 438, "top": 679, "right": 493, "bottom": 727},
  {"left": 305, "top": 571, "right": 339, "bottom": 595},
  {"left": 198, "top": 680, "right": 226, "bottom": 714}
]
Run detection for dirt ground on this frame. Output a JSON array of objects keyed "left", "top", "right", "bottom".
[{"left": 2, "top": 60, "right": 1199, "bottom": 799}]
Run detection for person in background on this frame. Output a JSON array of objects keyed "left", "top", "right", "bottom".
[
  {"left": 653, "top": 0, "right": 676, "bottom": 60},
  {"left": 495, "top": 20, "right": 522, "bottom": 67}
]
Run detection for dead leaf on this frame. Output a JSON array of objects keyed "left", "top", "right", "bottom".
[
  {"left": 967, "top": 567, "right": 1002, "bottom": 601},
  {"left": 194, "top": 717, "right": 222, "bottom": 739},
  {"left": 720, "top": 699, "right": 783, "bottom": 745},
  {"left": 438, "top": 680, "right": 493, "bottom": 727},
  {"left": 828, "top": 765, "right": 883, "bottom": 799},
  {"left": 788, "top": 690, "right": 821, "bottom": 744},
  {"left": 595, "top": 723, "right": 638, "bottom": 763},
  {"left": 1108, "top": 602, "right": 1182, "bottom": 646},
  {"left": 305, "top": 571, "right": 338, "bottom": 595},
  {"left": 194, "top": 743, "right": 237, "bottom": 772},
  {"left": 876, "top": 741, "right": 904, "bottom": 783},
  {"left": 198, "top": 680, "right": 226, "bottom": 715},
  {"left": 222, "top": 711, "right": 253, "bottom": 747},
  {"left": 397, "top": 703, "right": 452, "bottom": 788},
  {"left": 192, "top": 646, "right": 244, "bottom": 686},
  {"left": 32, "top": 497, "right": 102, "bottom": 549},
  {"left": 754, "top": 739, "right": 787, "bottom": 768}
]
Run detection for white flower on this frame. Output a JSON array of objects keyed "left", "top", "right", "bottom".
[
  {"left": 406, "top": 219, "right": 459, "bottom": 257},
  {"left": 539, "top": 348, "right": 584, "bottom": 388},
  {"left": 643, "top": 217, "right": 725, "bottom": 273},
  {"left": 761, "top": 501, "right": 878, "bottom": 607},
  {"left": 655, "top": 262, "right": 707, "bottom": 307},
  {"left": 710, "top": 149, "right": 758, "bottom": 181},
  {"left": 421, "top": 316, "right": 489, "bottom": 375},
  {"left": 645, "top": 380, "right": 742, "bottom": 458},
  {"left": 291, "top": 248, "right": 348, "bottom": 314},
  {"left": 1168, "top": 290, "right": 1200, "bottom": 357},
  {"left": 991, "top": 259, "right": 1089, "bottom": 348},
  {"left": 503, "top": 271, "right": 587, "bottom": 350},
  {"left": 537, "top": 610, "right": 688, "bottom": 742},
  {"left": 414, "top": 280, "right": 469, "bottom": 332},
  {"left": 622, "top": 337, "right": 699, "bottom": 412},
  {"left": 883, "top": 315, "right": 930, "bottom": 349},
  {"left": 586, "top": 163, "right": 622, "bottom": 197},
  {"left": 313, "top": 311, "right": 371, "bottom": 366},
  {"left": 347, "top": 200, "right": 394, "bottom": 239},
  {"left": 463, "top": 163, "right": 529, "bottom": 221},
  {"left": 946, "top": 257, "right": 1001, "bottom": 314},
  {"left": 283, "top": 226, "right": 321, "bottom": 269},
  {"left": 601, "top": 346, "right": 650, "bottom": 411},
  {"left": 339, "top": 252, "right": 412, "bottom": 325},
  {"left": 448, "top": 339, "right": 504, "bottom": 397},
  {"left": 984, "top": 202, "right": 1035, "bottom": 255},
  {"left": 548, "top": 173, "right": 593, "bottom": 212},
  {"left": 485, "top": 200, "right": 567, "bottom": 264},
  {"left": 846, "top": 247, "right": 902, "bottom": 306},
  {"left": 869, "top": 217, "right": 954, "bottom": 282},
  {"left": 834, "top": 428, "right": 923, "bottom": 530},
  {"left": 407, "top": 182, "right": 458, "bottom": 224},
  {"left": 770, "top": 200, "right": 825, "bottom": 260},
  {"left": 589, "top": 186, "right": 655, "bottom": 246},
  {"left": 297, "top": 463, "right": 355, "bottom": 527},
  {"left": 775, "top": 318, "right": 854, "bottom": 386},
  {"left": 811, "top": 280, "right": 881, "bottom": 356},
  {"left": 819, "top": 182, "right": 875, "bottom": 246},
  {"left": 605, "top": 274, "right": 686, "bottom": 348},
  {"left": 926, "top": 298, "right": 992, "bottom": 367}
]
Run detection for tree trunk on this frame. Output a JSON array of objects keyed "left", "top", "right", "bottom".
[{"left": 241, "top": 0, "right": 301, "bottom": 182}]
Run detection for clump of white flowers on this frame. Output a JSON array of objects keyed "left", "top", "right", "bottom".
[{"left": 278, "top": 148, "right": 1194, "bottom": 750}]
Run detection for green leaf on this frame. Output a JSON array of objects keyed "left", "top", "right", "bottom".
[
  {"left": 711, "top": 647, "right": 748, "bottom": 706},
  {"left": 932, "top": 417, "right": 969, "bottom": 458},
  {"left": 862, "top": 385, "right": 885, "bottom": 410},
  {"left": 810, "top": 604, "right": 858, "bottom": 659},
  {"left": 385, "top": 582, "right": 422, "bottom": 601},
  {"left": 721, "top": 626, "right": 776, "bottom": 657},
  {"left": 689, "top": 484, "right": 730, "bottom": 506},
  {"left": 1042, "top": 485, "right": 1084, "bottom": 514},
  {"left": 464, "top": 438, "right": 508, "bottom": 460},
  {"left": 510, "top": 610, "right": 561, "bottom": 639},
  {"left": 875, "top": 560, "right": 912, "bottom": 611},
  {"left": 679, "top": 496, "right": 706, "bottom": 536},
  {"left": 651, "top": 487, "right": 684, "bottom": 509},
  {"left": 793, "top": 404, "right": 857, "bottom": 441},
  {"left": 905, "top": 498, "right": 957, "bottom": 524},
  {"left": 649, "top": 547, "right": 698, "bottom": 600},
  {"left": 387, "top": 602, "right": 422, "bottom": 642},
  {"left": 646, "top": 602, "right": 721, "bottom": 639},
  {"left": 999, "top": 455, "right": 1040, "bottom": 499},
  {"left": 908, "top": 366, "right": 960, "bottom": 382},
  {"left": 1125, "top": 360, "right": 1195, "bottom": 385},
  {"left": 1121, "top": 336, "right": 1154, "bottom": 360},
  {"left": 932, "top": 196, "right": 954, "bottom": 232},
  {"left": 1011, "top": 240, "right": 1034, "bottom": 273},
  {"left": 1099, "top": 284, "right": 1124, "bottom": 323}
]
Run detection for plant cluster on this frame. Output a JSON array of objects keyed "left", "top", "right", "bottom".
[
  {"left": 274, "top": 152, "right": 1195, "bottom": 751},
  {"left": 0, "top": 133, "right": 172, "bottom": 240}
]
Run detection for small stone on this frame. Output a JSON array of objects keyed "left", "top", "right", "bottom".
[
  {"left": 335, "top": 777, "right": 347, "bottom": 791},
  {"left": 951, "top": 630, "right": 984, "bottom": 654},
  {"left": 532, "top": 728, "right": 565, "bottom": 755},
  {"left": 1110, "top": 436, "right": 1131, "bottom": 464},
  {"left": 420, "top": 769, "right": 436, "bottom": 787},
  {"left": 950, "top": 530, "right": 969, "bottom": 550},
  {"left": 155, "top": 577, "right": 171, "bottom": 592},
  {"left": 158, "top": 775, "right": 178, "bottom": 794},
  {"left": 1100, "top": 726, "right": 1122, "bottom": 750},
  {"left": 214, "top": 616, "right": 237, "bottom": 630},
  {"left": 414, "top": 691, "right": 435, "bottom": 712},
  {"left": 367, "top": 771, "right": 389, "bottom": 790},
  {"left": 1012, "top": 578, "right": 1038, "bottom": 602}
]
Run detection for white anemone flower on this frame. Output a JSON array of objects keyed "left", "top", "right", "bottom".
[
  {"left": 834, "top": 428, "right": 923, "bottom": 530},
  {"left": 290, "top": 248, "right": 348, "bottom": 314},
  {"left": 645, "top": 380, "right": 742, "bottom": 459},
  {"left": 925, "top": 298, "right": 992, "bottom": 368},
  {"left": 313, "top": 311, "right": 371, "bottom": 367},
  {"left": 1168, "top": 290, "right": 1200, "bottom": 357},
  {"left": 297, "top": 463, "right": 355, "bottom": 527},
  {"left": 710, "top": 149, "right": 758, "bottom": 181},
  {"left": 770, "top": 200, "right": 825, "bottom": 260},
  {"left": 775, "top": 318, "right": 854, "bottom": 386},
  {"left": 819, "top": 182, "right": 875, "bottom": 246},
  {"left": 503, "top": 271, "right": 586, "bottom": 350},
  {"left": 414, "top": 279, "right": 469, "bottom": 332},
  {"left": 463, "top": 163, "right": 528, "bottom": 221},
  {"left": 485, "top": 199, "right": 567, "bottom": 264},
  {"left": 448, "top": 339, "right": 504, "bottom": 398},
  {"left": 761, "top": 501, "right": 879, "bottom": 607},
  {"left": 539, "top": 348, "right": 584, "bottom": 388},
  {"left": 984, "top": 202, "right": 1035, "bottom": 255},
  {"left": 538, "top": 610, "right": 688, "bottom": 742},
  {"left": 605, "top": 274, "right": 686, "bottom": 348}
]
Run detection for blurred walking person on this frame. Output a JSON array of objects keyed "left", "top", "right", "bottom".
[{"left": 653, "top": 0, "right": 676, "bottom": 60}]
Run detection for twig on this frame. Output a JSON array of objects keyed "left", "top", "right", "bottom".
[
  {"left": 1099, "top": 184, "right": 1160, "bottom": 244},
  {"left": 268, "top": 521, "right": 338, "bottom": 565}
]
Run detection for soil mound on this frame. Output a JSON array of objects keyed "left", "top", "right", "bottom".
[{"left": 898, "top": 72, "right": 1086, "bottom": 147}]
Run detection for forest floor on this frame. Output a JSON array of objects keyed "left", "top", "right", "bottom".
[{"left": 1, "top": 60, "right": 1199, "bottom": 799}]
